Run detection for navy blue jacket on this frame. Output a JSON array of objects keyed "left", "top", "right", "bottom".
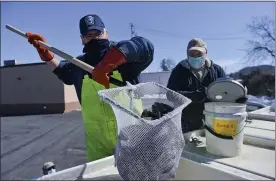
[
  {"left": 52, "top": 36, "right": 154, "bottom": 104},
  {"left": 167, "top": 60, "right": 226, "bottom": 132}
]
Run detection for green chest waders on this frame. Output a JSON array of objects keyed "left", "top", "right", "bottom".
[{"left": 81, "top": 71, "right": 143, "bottom": 162}]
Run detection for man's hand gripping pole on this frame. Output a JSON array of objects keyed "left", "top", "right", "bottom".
[{"left": 5, "top": 24, "right": 94, "bottom": 73}]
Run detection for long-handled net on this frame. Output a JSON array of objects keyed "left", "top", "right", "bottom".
[{"left": 98, "top": 82, "right": 191, "bottom": 180}]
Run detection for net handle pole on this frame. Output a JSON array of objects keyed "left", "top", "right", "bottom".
[{"left": 5, "top": 24, "right": 94, "bottom": 73}]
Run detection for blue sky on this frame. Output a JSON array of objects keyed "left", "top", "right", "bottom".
[{"left": 1, "top": 1, "right": 274, "bottom": 73}]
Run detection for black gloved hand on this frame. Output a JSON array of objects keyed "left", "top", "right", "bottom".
[
  {"left": 235, "top": 96, "right": 248, "bottom": 104},
  {"left": 152, "top": 102, "right": 174, "bottom": 117},
  {"left": 141, "top": 102, "right": 174, "bottom": 120}
]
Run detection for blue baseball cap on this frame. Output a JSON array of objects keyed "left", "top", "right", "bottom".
[{"left": 79, "top": 14, "right": 105, "bottom": 36}]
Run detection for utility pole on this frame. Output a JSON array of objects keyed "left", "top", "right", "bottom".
[
  {"left": 130, "top": 23, "right": 137, "bottom": 38},
  {"left": 224, "top": 66, "right": 228, "bottom": 75}
]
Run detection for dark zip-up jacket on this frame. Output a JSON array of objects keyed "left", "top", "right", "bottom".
[
  {"left": 52, "top": 36, "right": 154, "bottom": 104},
  {"left": 167, "top": 59, "right": 226, "bottom": 132}
]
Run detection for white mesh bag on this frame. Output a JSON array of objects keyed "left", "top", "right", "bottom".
[{"left": 98, "top": 82, "right": 191, "bottom": 180}]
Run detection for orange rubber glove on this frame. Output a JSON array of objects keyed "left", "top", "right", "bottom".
[
  {"left": 25, "top": 32, "right": 54, "bottom": 62},
  {"left": 91, "top": 46, "right": 127, "bottom": 89}
]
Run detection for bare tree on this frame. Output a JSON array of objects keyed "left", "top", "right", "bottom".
[
  {"left": 160, "top": 58, "right": 175, "bottom": 71},
  {"left": 245, "top": 16, "right": 275, "bottom": 65}
]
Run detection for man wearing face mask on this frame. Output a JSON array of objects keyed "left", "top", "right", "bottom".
[
  {"left": 25, "top": 14, "right": 154, "bottom": 162},
  {"left": 167, "top": 38, "right": 226, "bottom": 133}
]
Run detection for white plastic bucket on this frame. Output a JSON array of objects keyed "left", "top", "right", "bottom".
[{"left": 203, "top": 102, "right": 247, "bottom": 157}]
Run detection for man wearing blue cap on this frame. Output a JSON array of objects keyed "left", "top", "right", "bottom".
[{"left": 25, "top": 14, "right": 154, "bottom": 162}]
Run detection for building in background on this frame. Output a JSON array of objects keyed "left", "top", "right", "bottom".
[
  {"left": 0, "top": 60, "right": 80, "bottom": 117},
  {"left": 139, "top": 71, "right": 171, "bottom": 86},
  {"left": 0, "top": 60, "right": 171, "bottom": 117}
]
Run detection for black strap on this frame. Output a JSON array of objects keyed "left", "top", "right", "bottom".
[
  {"left": 204, "top": 125, "right": 234, "bottom": 140},
  {"left": 109, "top": 77, "right": 126, "bottom": 87},
  {"left": 87, "top": 72, "right": 126, "bottom": 87}
]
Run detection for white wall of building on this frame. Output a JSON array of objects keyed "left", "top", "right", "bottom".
[{"left": 139, "top": 71, "right": 171, "bottom": 86}]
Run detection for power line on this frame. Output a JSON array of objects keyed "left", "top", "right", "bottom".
[{"left": 134, "top": 24, "right": 249, "bottom": 41}]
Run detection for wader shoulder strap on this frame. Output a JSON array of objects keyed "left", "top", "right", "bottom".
[
  {"left": 110, "top": 76, "right": 126, "bottom": 87},
  {"left": 109, "top": 70, "right": 127, "bottom": 87}
]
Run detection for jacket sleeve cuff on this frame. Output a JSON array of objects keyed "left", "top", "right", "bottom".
[{"left": 52, "top": 61, "right": 74, "bottom": 85}]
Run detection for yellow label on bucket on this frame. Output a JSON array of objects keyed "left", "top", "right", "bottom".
[{"left": 213, "top": 119, "right": 238, "bottom": 136}]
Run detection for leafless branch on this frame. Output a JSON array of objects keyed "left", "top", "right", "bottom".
[
  {"left": 245, "top": 16, "right": 275, "bottom": 65},
  {"left": 160, "top": 58, "right": 175, "bottom": 71}
]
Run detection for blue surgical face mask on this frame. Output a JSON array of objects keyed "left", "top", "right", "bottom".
[{"left": 188, "top": 56, "right": 205, "bottom": 69}]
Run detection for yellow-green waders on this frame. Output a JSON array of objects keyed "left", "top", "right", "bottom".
[{"left": 81, "top": 71, "right": 143, "bottom": 162}]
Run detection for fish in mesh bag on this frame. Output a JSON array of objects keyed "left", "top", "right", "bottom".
[{"left": 98, "top": 82, "right": 191, "bottom": 180}]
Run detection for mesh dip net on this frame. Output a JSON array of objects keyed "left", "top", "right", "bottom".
[{"left": 97, "top": 82, "right": 191, "bottom": 180}]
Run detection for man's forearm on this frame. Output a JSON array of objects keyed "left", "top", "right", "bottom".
[
  {"left": 46, "top": 58, "right": 60, "bottom": 71},
  {"left": 46, "top": 58, "right": 75, "bottom": 85}
]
